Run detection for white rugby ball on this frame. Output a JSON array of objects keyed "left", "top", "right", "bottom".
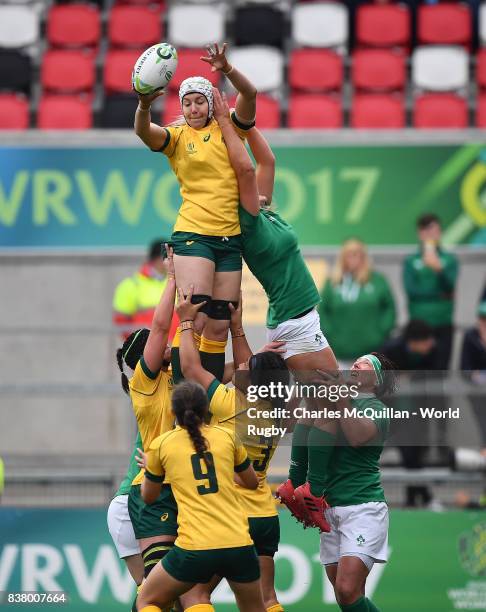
[{"left": 132, "top": 43, "right": 178, "bottom": 95}]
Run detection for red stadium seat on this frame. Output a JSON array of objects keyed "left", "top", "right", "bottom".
[
  {"left": 41, "top": 50, "right": 95, "bottom": 94},
  {"left": 352, "top": 49, "right": 406, "bottom": 92},
  {"left": 168, "top": 49, "right": 220, "bottom": 91},
  {"left": 289, "top": 49, "right": 343, "bottom": 92},
  {"left": 37, "top": 95, "right": 93, "bottom": 129},
  {"left": 115, "top": 0, "right": 165, "bottom": 6},
  {"left": 225, "top": 94, "right": 281, "bottom": 129},
  {"left": 477, "top": 49, "right": 486, "bottom": 90},
  {"left": 162, "top": 94, "right": 182, "bottom": 125},
  {"left": 356, "top": 4, "right": 410, "bottom": 49},
  {"left": 414, "top": 94, "right": 468, "bottom": 129},
  {"left": 288, "top": 94, "right": 342, "bottom": 128},
  {"left": 418, "top": 3, "right": 471, "bottom": 47},
  {"left": 108, "top": 6, "right": 162, "bottom": 49},
  {"left": 476, "top": 94, "right": 486, "bottom": 127},
  {"left": 351, "top": 94, "right": 405, "bottom": 128},
  {"left": 104, "top": 49, "right": 141, "bottom": 93},
  {"left": 0, "top": 94, "right": 29, "bottom": 129},
  {"left": 47, "top": 4, "right": 100, "bottom": 49}
]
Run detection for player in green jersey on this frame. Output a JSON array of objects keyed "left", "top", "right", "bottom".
[{"left": 211, "top": 88, "right": 339, "bottom": 531}]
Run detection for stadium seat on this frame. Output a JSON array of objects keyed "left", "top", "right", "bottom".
[
  {"left": 356, "top": 4, "right": 410, "bottom": 49},
  {"left": 227, "top": 94, "right": 281, "bottom": 129},
  {"left": 351, "top": 94, "right": 405, "bottom": 128},
  {"left": 167, "top": 49, "right": 220, "bottom": 91},
  {"left": 108, "top": 6, "right": 162, "bottom": 49},
  {"left": 0, "top": 5, "right": 39, "bottom": 48},
  {"left": 352, "top": 49, "right": 406, "bottom": 92},
  {"left": 475, "top": 93, "right": 486, "bottom": 127},
  {"left": 480, "top": 3, "right": 486, "bottom": 47},
  {"left": 287, "top": 94, "right": 342, "bottom": 128},
  {"left": 289, "top": 49, "right": 343, "bottom": 93},
  {"left": 233, "top": 5, "right": 285, "bottom": 49},
  {"left": 0, "top": 50, "right": 32, "bottom": 95},
  {"left": 101, "top": 95, "right": 137, "bottom": 128},
  {"left": 41, "top": 50, "right": 95, "bottom": 94},
  {"left": 0, "top": 94, "right": 29, "bottom": 130},
  {"left": 162, "top": 94, "right": 182, "bottom": 125},
  {"left": 228, "top": 47, "right": 284, "bottom": 93},
  {"left": 412, "top": 46, "right": 469, "bottom": 92},
  {"left": 115, "top": 0, "right": 165, "bottom": 5},
  {"left": 47, "top": 4, "right": 100, "bottom": 49},
  {"left": 413, "top": 94, "right": 468, "bottom": 128},
  {"left": 418, "top": 3, "right": 471, "bottom": 47},
  {"left": 291, "top": 2, "right": 348, "bottom": 48},
  {"left": 168, "top": 4, "right": 225, "bottom": 48},
  {"left": 477, "top": 49, "right": 486, "bottom": 90},
  {"left": 37, "top": 95, "right": 93, "bottom": 130},
  {"left": 104, "top": 49, "right": 142, "bottom": 94}
]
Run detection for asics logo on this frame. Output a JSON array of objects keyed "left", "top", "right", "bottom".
[
  {"left": 186, "top": 240, "right": 195, "bottom": 245},
  {"left": 160, "top": 513, "right": 169, "bottom": 522}
]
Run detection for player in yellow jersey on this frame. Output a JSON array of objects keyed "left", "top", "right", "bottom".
[
  {"left": 137, "top": 380, "right": 266, "bottom": 612},
  {"left": 135, "top": 42, "right": 261, "bottom": 386},
  {"left": 115, "top": 247, "right": 179, "bottom": 595},
  {"left": 174, "top": 289, "right": 289, "bottom": 612}
]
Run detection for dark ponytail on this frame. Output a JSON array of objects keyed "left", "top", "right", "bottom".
[
  {"left": 372, "top": 352, "right": 399, "bottom": 399},
  {"left": 115, "top": 328, "right": 150, "bottom": 394},
  {"left": 172, "top": 381, "right": 210, "bottom": 467}
]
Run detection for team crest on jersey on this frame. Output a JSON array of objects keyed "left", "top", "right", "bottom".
[
  {"left": 186, "top": 142, "right": 197, "bottom": 154},
  {"left": 357, "top": 535, "right": 365, "bottom": 546},
  {"left": 459, "top": 522, "right": 486, "bottom": 576}
]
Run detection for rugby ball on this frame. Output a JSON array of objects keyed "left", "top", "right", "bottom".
[{"left": 132, "top": 43, "right": 178, "bottom": 95}]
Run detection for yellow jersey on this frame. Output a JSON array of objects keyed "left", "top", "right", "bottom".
[
  {"left": 146, "top": 425, "right": 253, "bottom": 550},
  {"left": 160, "top": 114, "right": 252, "bottom": 237},
  {"left": 129, "top": 357, "right": 174, "bottom": 486},
  {"left": 208, "top": 380, "right": 279, "bottom": 518}
]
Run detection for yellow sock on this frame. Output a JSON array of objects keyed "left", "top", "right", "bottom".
[
  {"left": 185, "top": 606, "right": 215, "bottom": 612},
  {"left": 267, "top": 605, "right": 284, "bottom": 612},
  {"left": 139, "top": 606, "right": 161, "bottom": 612}
]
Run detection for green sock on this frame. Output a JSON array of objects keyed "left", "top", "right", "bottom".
[
  {"left": 288, "top": 423, "right": 311, "bottom": 487},
  {"left": 365, "top": 599, "right": 380, "bottom": 612},
  {"left": 170, "top": 346, "right": 183, "bottom": 384},
  {"left": 307, "top": 427, "right": 336, "bottom": 497},
  {"left": 340, "top": 596, "right": 369, "bottom": 611}
]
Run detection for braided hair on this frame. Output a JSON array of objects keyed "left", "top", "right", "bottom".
[
  {"left": 115, "top": 328, "right": 150, "bottom": 395},
  {"left": 171, "top": 381, "right": 210, "bottom": 467}
]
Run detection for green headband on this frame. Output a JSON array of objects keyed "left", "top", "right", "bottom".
[
  {"left": 123, "top": 329, "right": 144, "bottom": 362},
  {"left": 362, "top": 354, "right": 384, "bottom": 386}
]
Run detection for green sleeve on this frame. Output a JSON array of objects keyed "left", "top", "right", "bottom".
[
  {"left": 378, "top": 274, "right": 396, "bottom": 337},
  {"left": 437, "top": 254, "right": 458, "bottom": 293},
  {"left": 238, "top": 205, "right": 259, "bottom": 231},
  {"left": 403, "top": 256, "right": 433, "bottom": 300}
]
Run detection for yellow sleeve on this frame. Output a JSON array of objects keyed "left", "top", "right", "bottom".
[
  {"left": 129, "top": 360, "right": 166, "bottom": 396},
  {"left": 145, "top": 438, "right": 165, "bottom": 482},
  {"left": 234, "top": 439, "right": 250, "bottom": 472},
  {"left": 158, "top": 126, "right": 180, "bottom": 157},
  {"left": 208, "top": 381, "right": 236, "bottom": 422},
  {"left": 112, "top": 277, "right": 137, "bottom": 315},
  {"left": 230, "top": 110, "right": 255, "bottom": 139}
]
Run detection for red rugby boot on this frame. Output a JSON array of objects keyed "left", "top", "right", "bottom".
[
  {"left": 293, "top": 482, "right": 331, "bottom": 533},
  {"left": 276, "top": 479, "right": 309, "bottom": 525}
]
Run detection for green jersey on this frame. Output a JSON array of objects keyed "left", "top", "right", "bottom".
[
  {"left": 114, "top": 431, "right": 142, "bottom": 497},
  {"left": 403, "top": 248, "right": 458, "bottom": 327},
  {"left": 324, "top": 397, "right": 389, "bottom": 507},
  {"left": 239, "top": 207, "right": 319, "bottom": 328}
]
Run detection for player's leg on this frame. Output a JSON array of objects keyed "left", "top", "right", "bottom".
[
  {"left": 107, "top": 495, "right": 144, "bottom": 586},
  {"left": 227, "top": 580, "right": 266, "bottom": 612},
  {"left": 258, "top": 556, "right": 283, "bottom": 611},
  {"left": 137, "top": 562, "right": 193, "bottom": 611},
  {"left": 248, "top": 516, "right": 282, "bottom": 611},
  {"left": 333, "top": 556, "right": 370, "bottom": 610},
  {"left": 179, "top": 576, "right": 221, "bottom": 610}
]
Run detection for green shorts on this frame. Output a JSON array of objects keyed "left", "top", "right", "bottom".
[
  {"left": 170, "top": 232, "right": 242, "bottom": 272},
  {"left": 127, "top": 484, "right": 178, "bottom": 539},
  {"left": 248, "top": 515, "right": 280, "bottom": 557},
  {"left": 162, "top": 544, "right": 260, "bottom": 584}
]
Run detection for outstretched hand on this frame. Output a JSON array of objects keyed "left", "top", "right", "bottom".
[
  {"left": 229, "top": 291, "right": 243, "bottom": 332},
  {"left": 176, "top": 285, "right": 207, "bottom": 321},
  {"left": 164, "top": 243, "right": 175, "bottom": 278},
  {"left": 136, "top": 90, "right": 165, "bottom": 109},
  {"left": 212, "top": 87, "right": 230, "bottom": 123},
  {"left": 200, "top": 42, "right": 231, "bottom": 73},
  {"left": 135, "top": 448, "right": 147, "bottom": 470}
]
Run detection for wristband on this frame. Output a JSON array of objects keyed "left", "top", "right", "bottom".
[
  {"left": 180, "top": 320, "right": 194, "bottom": 331},
  {"left": 223, "top": 64, "right": 234, "bottom": 76},
  {"left": 231, "top": 331, "right": 245, "bottom": 338},
  {"left": 137, "top": 104, "right": 151, "bottom": 112}
]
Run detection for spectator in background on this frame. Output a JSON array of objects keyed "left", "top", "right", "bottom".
[
  {"left": 318, "top": 238, "right": 396, "bottom": 365},
  {"left": 381, "top": 320, "right": 442, "bottom": 509},
  {"left": 112, "top": 239, "right": 178, "bottom": 342},
  {"left": 0, "top": 456, "right": 4, "bottom": 503},
  {"left": 403, "top": 214, "right": 458, "bottom": 369}
]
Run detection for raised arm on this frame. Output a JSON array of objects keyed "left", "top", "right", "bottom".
[
  {"left": 175, "top": 286, "right": 215, "bottom": 390},
  {"left": 213, "top": 88, "right": 260, "bottom": 216},
  {"left": 246, "top": 128, "right": 275, "bottom": 204},
  {"left": 229, "top": 293, "right": 253, "bottom": 366},
  {"left": 143, "top": 245, "right": 176, "bottom": 374},
  {"left": 134, "top": 91, "right": 168, "bottom": 151},
  {"left": 201, "top": 43, "right": 257, "bottom": 124}
]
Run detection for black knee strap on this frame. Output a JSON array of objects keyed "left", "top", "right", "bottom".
[
  {"left": 190, "top": 293, "right": 212, "bottom": 316},
  {"left": 209, "top": 299, "right": 239, "bottom": 321},
  {"left": 142, "top": 541, "right": 175, "bottom": 577}
]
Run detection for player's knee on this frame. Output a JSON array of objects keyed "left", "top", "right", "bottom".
[
  {"left": 334, "top": 578, "right": 361, "bottom": 605},
  {"left": 141, "top": 541, "right": 174, "bottom": 578}
]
